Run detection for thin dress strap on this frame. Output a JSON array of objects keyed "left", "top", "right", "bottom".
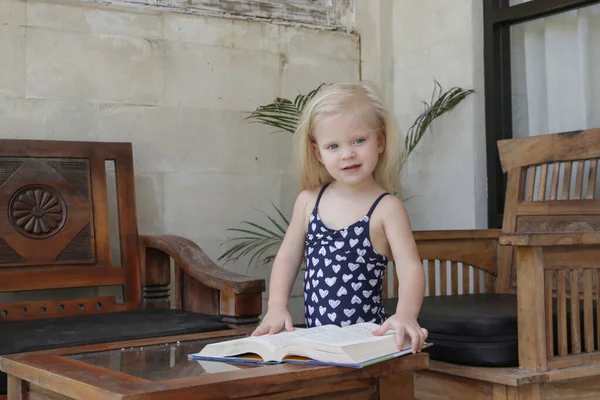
[
  {"left": 366, "top": 193, "right": 389, "bottom": 218},
  {"left": 315, "top": 183, "right": 330, "bottom": 209}
]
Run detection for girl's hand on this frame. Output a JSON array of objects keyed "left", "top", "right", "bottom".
[
  {"left": 251, "top": 307, "right": 295, "bottom": 336},
  {"left": 372, "top": 314, "right": 428, "bottom": 353}
]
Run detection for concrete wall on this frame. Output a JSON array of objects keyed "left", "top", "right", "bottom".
[
  {"left": 355, "top": 0, "right": 487, "bottom": 232},
  {"left": 388, "top": 0, "right": 487, "bottom": 230},
  {"left": 0, "top": 0, "right": 359, "bottom": 321},
  {"left": 82, "top": 0, "right": 354, "bottom": 31}
]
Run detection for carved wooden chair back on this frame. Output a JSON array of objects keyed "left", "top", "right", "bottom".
[
  {"left": 498, "top": 128, "right": 600, "bottom": 292},
  {"left": 0, "top": 140, "right": 141, "bottom": 322}
]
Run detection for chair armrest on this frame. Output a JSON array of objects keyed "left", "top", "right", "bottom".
[
  {"left": 414, "top": 229, "right": 501, "bottom": 241},
  {"left": 139, "top": 234, "right": 265, "bottom": 327},
  {"left": 413, "top": 229, "right": 501, "bottom": 276},
  {"left": 500, "top": 232, "right": 600, "bottom": 247},
  {"left": 140, "top": 234, "right": 264, "bottom": 294}
]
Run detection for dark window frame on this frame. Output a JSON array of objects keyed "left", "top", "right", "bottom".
[{"left": 483, "top": 0, "right": 600, "bottom": 228}]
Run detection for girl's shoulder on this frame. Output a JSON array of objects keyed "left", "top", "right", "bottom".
[
  {"left": 371, "top": 193, "right": 410, "bottom": 226},
  {"left": 296, "top": 187, "right": 322, "bottom": 209},
  {"left": 292, "top": 186, "right": 324, "bottom": 219},
  {"left": 377, "top": 193, "right": 404, "bottom": 210}
]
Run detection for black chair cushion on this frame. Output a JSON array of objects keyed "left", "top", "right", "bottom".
[
  {"left": 416, "top": 293, "right": 518, "bottom": 337},
  {"left": 0, "top": 309, "right": 230, "bottom": 394},
  {"left": 424, "top": 331, "right": 518, "bottom": 367},
  {"left": 384, "top": 293, "right": 519, "bottom": 367}
]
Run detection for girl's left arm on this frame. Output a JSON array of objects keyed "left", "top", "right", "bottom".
[{"left": 372, "top": 195, "right": 427, "bottom": 352}]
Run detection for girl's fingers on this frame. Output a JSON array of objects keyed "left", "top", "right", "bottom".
[
  {"left": 421, "top": 327, "right": 428, "bottom": 343},
  {"left": 268, "top": 322, "right": 282, "bottom": 334},
  {"left": 373, "top": 323, "right": 386, "bottom": 336},
  {"left": 284, "top": 316, "right": 295, "bottom": 331},
  {"left": 395, "top": 326, "right": 406, "bottom": 351},
  {"left": 405, "top": 327, "right": 420, "bottom": 353},
  {"left": 252, "top": 324, "right": 269, "bottom": 336}
]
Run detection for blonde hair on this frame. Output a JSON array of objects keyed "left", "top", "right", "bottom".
[{"left": 294, "top": 81, "right": 403, "bottom": 194}]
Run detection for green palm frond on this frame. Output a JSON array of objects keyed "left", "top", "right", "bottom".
[
  {"left": 245, "top": 83, "right": 326, "bottom": 134},
  {"left": 293, "top": 83, "right": 326, "bottom": 111},
  {"left": 218, "top": 203, "right": 289, "bottom": 266},
  {"left": 400, "top": 80, "right": 474, "bottom": 170}
]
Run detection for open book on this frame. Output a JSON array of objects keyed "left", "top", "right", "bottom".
[{"left": 188, "top": 322, "right": 431, "bottom": 368}]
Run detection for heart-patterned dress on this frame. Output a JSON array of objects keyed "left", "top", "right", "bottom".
[{"left": 303, "top": 183, "right": 389, "bottom": 328}]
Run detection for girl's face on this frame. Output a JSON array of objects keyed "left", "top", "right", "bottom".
[{"left": 311, "top": 111, "right": 384, "bottom": 187}]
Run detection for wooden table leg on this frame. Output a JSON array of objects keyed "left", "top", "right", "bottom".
[
  {"left": 379, "top": 372, "right": 414, "bottom": 399},
  {"left": 7, "top": 376, "right": 26, "bottom": 400},
  {"left": 516, "top": 384, "right": 541, "bottom": 400}
]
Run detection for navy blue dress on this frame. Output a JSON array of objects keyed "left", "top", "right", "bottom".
[{"left": 303, "top": 184, "right": 389, "bottom": 328}]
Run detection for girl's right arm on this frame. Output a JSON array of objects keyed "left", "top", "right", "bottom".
[{"left": 251, "top": 190, "right": 313, "bottom": 336}]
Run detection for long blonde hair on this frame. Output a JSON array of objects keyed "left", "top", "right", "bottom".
[{"left": 294, "top": 81, "right": 403, "bottom": 194}]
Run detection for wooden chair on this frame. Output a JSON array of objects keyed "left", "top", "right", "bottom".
[
  {"left": 384, "top": 129, "right": 600, "bottom": 398},
  {"left": 0, "top": 139, "right": 265, "bottom": 398}
]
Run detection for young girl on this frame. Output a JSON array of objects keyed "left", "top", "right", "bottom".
[{"left": 252, "top": 81, "right": 428, "bottom": 353}]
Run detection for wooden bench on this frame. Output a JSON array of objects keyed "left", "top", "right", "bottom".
[
  {"left": 384, "top": 129, "right": 600, "bottom": 398},
  {"left": 0, "top": 139, "right": 265, "bottom": 398}
]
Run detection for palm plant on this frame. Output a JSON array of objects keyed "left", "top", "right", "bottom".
[
  {"left": 218, "top": 80, "right": 473, "bottom": 267},
  {"left": 400, "top": 81, "right": 474, "bottom": 170},
  {"left": 218, "top": 203, "right": 290, "bottom": 267},
  {"left": 243, "top": 83, "right": 326, "bottom": 135}
]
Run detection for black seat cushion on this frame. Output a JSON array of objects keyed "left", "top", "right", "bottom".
[
  {"left": 0, "top": 309, "right": 230, "bottom": 394},
  {"left": 422, "top": 331, "right": 518, "bottom": 367},
  {"left": 384, "top": 293, "right": 519, "bottom": 367},
  {"left": 416, "top": 293, "right": 518, "bottom": 337}
]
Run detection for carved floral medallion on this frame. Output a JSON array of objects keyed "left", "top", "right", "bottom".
[{"left": 9, "top": 186, "right": 67, "bottom": 239}]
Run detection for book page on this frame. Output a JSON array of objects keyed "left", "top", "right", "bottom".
[
  {"left": 296, "top": 322, "right": 393, "bottom": 346},
  {"left": 246, "top": 326, "right": 338, "bottom": 347}
]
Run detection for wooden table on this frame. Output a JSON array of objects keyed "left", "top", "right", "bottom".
[{"left": 0, "top": 328, "right": 429, "bottom": 399}]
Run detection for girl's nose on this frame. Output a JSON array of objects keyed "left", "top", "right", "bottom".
[{"left": 342, "top": 149, "right": 356, "bottom": 159}]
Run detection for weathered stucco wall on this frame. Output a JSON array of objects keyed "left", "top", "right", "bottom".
[
  {"left": 355, "top": 0, "right": 487, "bottom": 231},
  {"left": 0, "top": 0, "right": 359, "bottom": 322},
  {"left": 390, "top": 0, "right": 487, "bottom": 230},
  {"left": 86, "top": 0, "right": 354, "bottom": 30}
]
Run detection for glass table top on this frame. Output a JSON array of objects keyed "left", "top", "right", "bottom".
[{"left": 67, "top": 335, "right": 257, "bottom": 381}]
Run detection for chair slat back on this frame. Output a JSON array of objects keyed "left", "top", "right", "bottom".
[{"left": 498, "top": 129, "right": 600, "bottom": 291}]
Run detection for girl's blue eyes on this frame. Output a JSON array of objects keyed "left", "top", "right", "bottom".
[{"left": 326, "top": 139, "right": 365, "bottom": 149}]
